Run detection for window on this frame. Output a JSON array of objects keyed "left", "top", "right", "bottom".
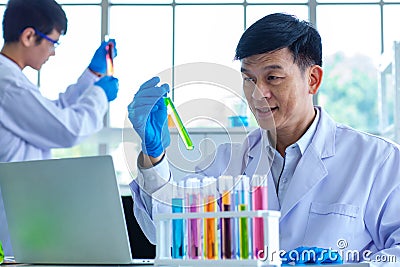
[
  {"left": 317, "top": 4, "right": 381, "bottom": 132},
  {"left": 383, "top": 5, "right": 400, "bottom": 52},
  {"left": 4, "top": 0, "right": 398, "bottom": 164},
  {"left": 30, "top": 1, "right": 389, "bottom": 133},
  {"left": 40, "top": 6, "right": 102, "bottom": 100},
  {"left": 109, "top": 5, "right": 173, "bottom": 128}
]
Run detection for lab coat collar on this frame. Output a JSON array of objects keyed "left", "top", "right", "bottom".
[
  {"left": 279, "top": 106, "right": 336, "bottom": 219},
  {"left": 243, "top": 106, "right": 337, "bottom": 217},
  {"left": 297, "top": 107, "right": 320, "bottom": 155},
  {"left": 0, "top": 53, "right": 22, "bottom": 72},
  {"left": 310, "top": 106, "right": 336, "bottom": 158},
  {"left": 246, "top": 106, "right": 334, "bottom": 159},
  {"left": 0, "top": 53, "right": 39, "bottom": 91},
  {"left": 244, "top": 128, "right": 274, "bottom": 175}
]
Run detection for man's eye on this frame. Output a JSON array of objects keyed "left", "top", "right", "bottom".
[
  {"left": 244, "top": 77, "right": 255, "bottom": 82},
  {"left": 268, "top": 76, "right": 279, "bottom": 80}
]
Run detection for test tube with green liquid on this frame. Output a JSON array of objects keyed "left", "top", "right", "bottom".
[
  {"left": 236, "top": 175, "right": 250, "bottom": 259},
  {"left": 164, "top": 97, "right": 194, "bottom": 150}
]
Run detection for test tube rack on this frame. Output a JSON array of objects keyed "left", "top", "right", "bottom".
[{"left": 154, "top": 210, "right": 281, "bottom": 267}]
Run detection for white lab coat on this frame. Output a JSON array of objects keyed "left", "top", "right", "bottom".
[
  {"left": 130, "top": 106, "right": 400, "bottom": 265},
  {"left": 0, "top": 54, "right": 108, "bottom": 256}
]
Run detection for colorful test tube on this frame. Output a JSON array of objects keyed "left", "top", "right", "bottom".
[
  {"left": 235, "top": 175, "right": 250, "bottom": 259},
  {"left": 185, "top": 177, "right": 202, "bottom": 259},
  {"left": 164, "top": 97, "right": 194, "bottom": 150},
  {"left": 202, "top": 177, "right": 218, "bottom": 259},
  {"left": 251, "top": 174, "right": 268, "bottom": 259},
  {"left": 232, "top": 176, "right": 240, "bottom": 259},
  {"left": 105, "top": 42, "right": 114, "bottom": 76},
  {"left": 171, "top": 181, "right": 185, "bottom": 259},
  {"left": 218, "top": 175, "right": 234, "bottom": 259}
]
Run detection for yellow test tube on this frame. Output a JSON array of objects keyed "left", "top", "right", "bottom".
[
  {"left": 202, "top": 177, "right": 218, "bottom": 259},
  {"left": 164, "top": 97, "right": 194, "bottom": 150}
]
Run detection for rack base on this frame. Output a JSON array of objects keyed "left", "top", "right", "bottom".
[{"left": 155, "top": 258, "right": 279, "bottom": 267}]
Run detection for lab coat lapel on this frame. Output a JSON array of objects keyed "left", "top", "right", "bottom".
[
  {"left": 279, "top": 146, "right": 328, "bottom": 219},
  {"left": 267, "top": 173, "right": 280, "bottom": 210},
  {"left": 279, "top": 106, "right": 335, "bottom": 220}
]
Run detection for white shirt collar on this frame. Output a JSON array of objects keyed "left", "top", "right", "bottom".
[{"left": 262, "top": 107, "right": 320, "bottom": 155}]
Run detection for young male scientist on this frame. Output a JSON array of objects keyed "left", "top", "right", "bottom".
[
  {"left": 0, "top": 0, "right": 119, "bottom": 256},
  {"left": 128, "top": 13, "right": 400, "bottom": 265}
]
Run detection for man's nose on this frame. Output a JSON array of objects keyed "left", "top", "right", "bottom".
[{"left": 252, "top": 82, "right": 272, "bottom": 100}]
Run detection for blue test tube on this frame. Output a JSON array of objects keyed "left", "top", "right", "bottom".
[{"left": 171, "top": 181, "right": 185, "bottom": 259}]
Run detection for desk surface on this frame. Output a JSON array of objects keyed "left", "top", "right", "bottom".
[{"left": 1, "top": 263, "right": 371, "bottom": 267}]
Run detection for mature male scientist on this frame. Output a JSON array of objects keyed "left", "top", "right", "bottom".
[{"left": 127, "top": 13, "right": 400, "bottom": 265}]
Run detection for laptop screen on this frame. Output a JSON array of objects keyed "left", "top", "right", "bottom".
[
  {"left": 0, "top": 156, "right": 150, "bottom": 264},
  {"left": 121, "top": 195, "right": 155, "bottom": 259}
]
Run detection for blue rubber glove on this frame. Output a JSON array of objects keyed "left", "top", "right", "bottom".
[
  {"left": 88, "top": 39, "right": 117, "bottom": 74},
  {"left": 282, "top": 246, "right": 343, "bottom": 265},
  {"left": 94, "top": 76, "right": 119, "bottom": 101},
  {"left": 128, "top": 76, "right": 170, "bottom": 158}
]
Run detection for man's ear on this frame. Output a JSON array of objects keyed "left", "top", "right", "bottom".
[
  {"left": 19, "top": 27, "right": 37, "bottom": 48},
  {"left": 308, "top": 65, "right": 323, "bottom": 95}
]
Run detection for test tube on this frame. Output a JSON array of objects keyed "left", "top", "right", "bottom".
[
  {"left": 171, "top": 181, "right": 185, "bottom": 259},
  {"left": 185, "top": 177, "right": 202, "bottom": 259},
  {"left": 232, "top": 176, "right": 240, "bottom": 259},
  {"left": 218, "top": 175, "right": 234, "bottom": 259},
  {"left": 251, "top": 174, "right": 268, "bottom": 259},
  {"left": 248, "top": 181, "right": 253, "bottom": 259},
  {"left": 164, "top": 97, "right": 194, "bottom": 150},
  {"left": 235, "top": 175, "right": 250, "bottom": 259},
  {"left": 202, "top": 177, "right": 218, "bottom": 259},
  {"left": 105, "top": 41, "right": 114, "bottom": 76}
]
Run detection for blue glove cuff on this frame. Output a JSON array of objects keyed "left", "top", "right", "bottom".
[{"left": 94, "top": 76, "right": 119, "bottom": 101}]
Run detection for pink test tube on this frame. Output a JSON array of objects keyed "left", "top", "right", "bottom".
[
  {"left": 251, "top": 174, "right": 268, "bottom": 259},
  {"left": 185, "top": 177, "right": 202, "bottom": 259}
]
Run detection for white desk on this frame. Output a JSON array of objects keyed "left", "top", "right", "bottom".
[{"left": 2, "top": 263, "right": 370, "bottom": 267}]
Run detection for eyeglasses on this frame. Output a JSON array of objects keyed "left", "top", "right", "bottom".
[{"left": 34, "top": 28, "right": 60, "bottom": 49}]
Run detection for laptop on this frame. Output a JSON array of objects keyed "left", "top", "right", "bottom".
[{"left": 0, "top": 155, "right": 154, "bottom": 265}]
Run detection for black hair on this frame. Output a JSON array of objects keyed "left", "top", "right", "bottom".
[
  {"left": 235, "top": 13, "right": 322, "bottom": 70},
  {"left": 2, "top": 0, "right": 68, "bottom": 43}
]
